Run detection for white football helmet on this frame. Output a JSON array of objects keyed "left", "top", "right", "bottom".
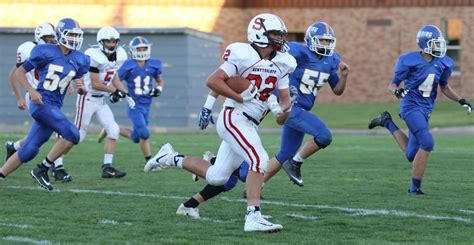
[
  {"left": 34, "top": 22, "right": 56, "bottom": 44},
  {"left": 97, "top": 26, "right": 120, "bottom": 54},
  {"left": 247, "top": 13, "right": 288, "bottom": 52}
]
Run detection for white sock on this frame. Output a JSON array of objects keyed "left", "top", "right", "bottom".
[
  {"left": 174, "top": 155, "right": 184, "bottom": 168},
  {"left": 104, "top": 154, "right": 113, "bottom": 165},
  {"left": 54, "top": 156, "right": 63, "bottom": 167},
  {"left": 13, "top": 141, "right": 21, "bottom": 151},
  {"left": 293, "top": 153, "right": 304, "bottom": 162},
  {"left": 246, "top": 206, "right": 261, "bottom": 215}
]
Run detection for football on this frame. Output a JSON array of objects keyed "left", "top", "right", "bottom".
[{"left": 224, "top": 76, "right": 252, "bottom": 94}]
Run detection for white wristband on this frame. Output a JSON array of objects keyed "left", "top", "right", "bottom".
[
  {"left": 203, "top": 94, "right": 217, "bottom": 109},
  {"left": 157, "top": 86, "right": 163, "bottom": 91}
]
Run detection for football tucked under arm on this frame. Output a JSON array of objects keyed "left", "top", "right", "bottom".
[{"left": 224, "top": 76, "right": 252, "bottom": 94}]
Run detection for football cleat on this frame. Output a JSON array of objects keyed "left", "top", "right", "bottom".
[
  {"left": 244, "top": 210, "right": 282, "bottom": 232},
  {"left": 282, "top": 159, "right": 304, "bottom": 187},
  {"left": 408, "top": 189, "right": 425, "bottom": 195},
  {"left": 102, "top": 164, "right": 127, "bottom": 178},
  {"left": 97, "top": 128, "right": 107, "bottom": 143},
  {"left": 4, "top": 141, "right": 16, "bottom": 161},
  {"left": 368, "top": 111, "right": 392, "bottom": 129},
  {"left": 31, "top": 165, "right": 53, "bottom": 191},
  {"left": 176, "top": 203, "right": 200, "bottom": 219},
  {"left": 144, "top": 143, "right": 179, "bottom": 172},
  {"left": 51, "top": 166, "right": 72, "bottom": 182}
]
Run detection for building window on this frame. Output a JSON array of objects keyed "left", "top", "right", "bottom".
[{"left": 442, "top": 19, "right": 461, "bottom": 75}]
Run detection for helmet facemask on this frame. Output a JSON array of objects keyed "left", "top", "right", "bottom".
[
  {"left": 99, "top": 39, "right": 120, "bottom": 54},
  {"left": 59, "top": 29, "right": 83, "bottom": 50},
  {"left": 307, "top": 34, "right": 336, "bottom": 56},
  {"left": 131, "top": 45, "right": 151, "bottom": 60},
  {"left": 264, "top": 30, "right": 289, "bottom": 52},
  {"left": 424, "top": 37, "right": 447, "bottom": 58}
]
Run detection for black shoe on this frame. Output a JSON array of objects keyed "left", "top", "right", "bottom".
[
  {"left": 368, "top": 111, "right": 392, "bottom": 129},
  {"left": 242, "top": 189, "right": 265, "bottom": 200},
  {"left": 408, "top": 189, "right": 425, "bottom": 195},
  {"left": 31, "top": 165, "right": 53, "bottom": 191},
  {"left": 4, "top": 141, "right": 16, "bottom": 161},
  {"left": 102, "top": 164, "right": 127, "bottom": 178},
  {"left": 52, "top": 166, "right": 72, "bottom": 182},
  {"left": 282, "top": 159, "right": 304, "bottom": 187}
]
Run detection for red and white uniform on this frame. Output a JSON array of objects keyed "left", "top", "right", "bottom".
[
  {"left": 206, "top": 42, "right": 296, "bottom": 185},
  {"left": 16, "top": 41, "right": 39, "bottom": 107},
  {"left": 74, "top": 46, "right": 127, "bottom": 142}
]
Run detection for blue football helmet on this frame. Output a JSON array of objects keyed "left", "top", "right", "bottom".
[
  {"left": 56, "top": 18, "right": 83, "bottom": 50},
  {"left": 129, "top": 36, "right": 151, "bottom": 60},
  {"left": 416, "top": 25, "right": 446, "bottom": 58},
  {"left": 305, "top": 22, "right": 336, "bottom": 56}
]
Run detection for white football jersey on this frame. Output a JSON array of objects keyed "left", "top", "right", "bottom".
[
  {"left": 219, "top": 42, "right": 297, "bottom": 120},
  {"left": 16, "top": 41, "right": 38, "bottom": 88},
  {"left": 84, "top": 46, "right": 127, "bottom": 95}
]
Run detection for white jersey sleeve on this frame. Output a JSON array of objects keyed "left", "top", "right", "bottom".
[
  {"left": 274, "top": 52, "right": 297, "bottom": 90},
  {"left": 219, "top": 42, "right": 252, "bottom": 77},
  {"left": 16, "top": 41, "right": 38, "bottom": 88}
]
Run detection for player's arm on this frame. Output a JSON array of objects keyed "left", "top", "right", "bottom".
[
  {"left": 90, "top": 68, "right": 115, "bottom": 93},
  {"left": 440, "top": 85, "right": 472, "bottom": 113},
  {"left": 149, "top": 76, "right": 164, "bottom": 97},
  {"left": 15, "top": 65, "right": 42, "bottom": 104},
  {"left": 9, "top": 65, "right": 27, "bottom": 110},
  {"left": 198, "top": 90, "right": 220, "bottom": 130},
  {"left": 111, "top": 73, "right": 128, "bottom": 93},
  {"left": 276, "top": 88, "right": 291, "bottom": 125},
  {"left": 332, "top": 62, "right": 349, "bottom": 96},
  {"left": 206, "top": 68, "right": 244, "bottom": 102}
]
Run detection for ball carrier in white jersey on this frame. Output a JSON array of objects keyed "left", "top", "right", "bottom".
[
  {"left": 58, "top": 27, "right": 133, "bottom": 178},
  {"left": 145, "top": 13, "right": 296, "bottom": 232},
  {"left": 5, "top": 22, "right": 73, "bottom": 182}
]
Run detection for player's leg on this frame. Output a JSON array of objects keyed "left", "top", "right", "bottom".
[
  {"left": 96, "top": 104, "right": 126, "bottom": 178},
  {"left": 4, "top": 136, "right": 26, "bottom": 162},
  {"left": 403, "top": 111, "right": 433, "bottom": 194},
  {"left": 368, "top": 111, "right": 409, "bottom": 151},
  {"left": 128, "top": 106, "right": 152, "bottom": 161},
  {"left": 0, "top": 121, "right": 53, "bottom": 179}
]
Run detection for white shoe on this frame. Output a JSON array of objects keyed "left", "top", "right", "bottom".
[
  {"left": 176, "top": 203, "right": 200, "bottom": 219},
  {"left": 192, "top": 151, "right": 216, "bottom": 182},
  {"left": 144, "top": 143, "right": 178, "bottom": 172},
  {"left": 244, "top": 211, "right": 282, "bottom": 232}
]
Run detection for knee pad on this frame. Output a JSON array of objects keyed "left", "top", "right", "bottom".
[
  {"left": 314, "top": 130, "right": 332, "bottom": 149},
  {"left": 405, "top": 148, "right": 417, "bottom": 162},
  {"left": 415, "top": 129, "right": 434, "bottom": 152},
  {"left": 136, "top": 126, "right": 150, "bottom": 140},
  {"left": 239, "top": 161, "right": 249, "bottom": 182},
  {"left": 205, "top": 166, "right": 229, "bottom": 186},
  {"left": 106, "top": 122, "right": 120, "bottom": 140},
  {"left": 18, "top": 143, "right": 40, "bottom": 163},
  {"left": 223, "top": 174, "right": 239, "bottom": 191},
  {"left": 62, "top": 125, "right": 80, "bottom": 144}
]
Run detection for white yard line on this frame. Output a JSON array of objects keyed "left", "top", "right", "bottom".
[
  {"left": 459, "top": 209, "right": 474, "bottom": 214},
  {"left": 3, "top": 236, "right": 53, "bottom": 244},
  {"left": 286, "top": 213, "right": 319, "bottom": 220},
  {"left": 98, "top": 219, "right": 132, "bottom": 225},
  {"left": 7, "top": 186, "right": 471, "bottom": 223},
  {"left": 0, "top": 222, "right": 32, "bottom": 229}
]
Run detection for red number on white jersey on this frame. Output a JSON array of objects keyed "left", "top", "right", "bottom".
[{"left": 246, "top": 74, "right": 277, "bottom": 101}]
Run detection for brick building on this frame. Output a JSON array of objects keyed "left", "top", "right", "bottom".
[{"left": 0, "top": 0, "right": 472, "bottom": 103}]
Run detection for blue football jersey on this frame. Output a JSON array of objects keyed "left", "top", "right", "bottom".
[
  {"left": 119, "top": 59, "right": 162, "bottom": 105},
  {"left": 392, "top": 51, "right": 453, "bottom": 116},
  {"left": 288, "top": 42, "right": 340, "bottom": 111},
  {"left": 22, "top": 44, "right": 90, "bottom": 108}
]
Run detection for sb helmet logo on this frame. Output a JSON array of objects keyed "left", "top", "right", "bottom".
[{"left": 252, "top": 18, "right": 266, "bottom": 31}]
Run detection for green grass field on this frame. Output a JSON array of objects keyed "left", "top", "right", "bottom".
[{"left": 0, "top": 133, "right": 473, "bottom": 244}]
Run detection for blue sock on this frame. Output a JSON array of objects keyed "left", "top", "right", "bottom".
[
  {"left": 410, "top": 177, "right": 422, "bottom": 192},
  {"left": 384, "top": 119, "right": 399, "bottom": 134}
]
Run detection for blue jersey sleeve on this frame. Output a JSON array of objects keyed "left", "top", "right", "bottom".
[
  {"left": 73, "top": 54, "right": 90, "bottom": 79},
  {"left": 288, "top": 42, "right": 304, "bottom": 65},
  {"left": 327, "top": 53, "right": 341, "bottom": 89},
  {"left": 149, "top": 59, "right": 162, "bottom": 79},
  {"left": 439, "top": 56, "right": 453, "bottom": 86},
  {"left": 22, "top": 45, "right": 48, "bottom": 72},
  {"left": 392, "top": 55, "right": 409, "bottom": 86},
  {"left": 118, "top": 60, "right": 132, "bottom": 81}
]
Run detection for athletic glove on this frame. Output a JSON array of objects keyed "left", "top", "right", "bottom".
[
  {"left": 125, "top": 95, "right": 136, "bottom": 109},
  {"left": 240, "top": 84, "right": 258, "bottom": 102},
  {"left": 109, "top": 89, "right": 127, "bottom": 103},
  {"left": 394, "top": 88, "right": 408, "bottom": 99},
  {"left": 198, "top": 107, "right": 215, "bottom": 130},
  {"left": 289, "top": 85, "right": 298, "bottom": 103},
  {"left": 149, "top": 87, "right": 162, "bottom": 97},
  {"left": 267, "top": 94, "right": 283, "bottom": 117},
  {"left": 459, "top": 99, "right": 472, "bottom": 113}
]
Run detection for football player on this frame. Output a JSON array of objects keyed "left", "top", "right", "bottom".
[
  {"left": 116, "top": 36, "right": 164, "bottom": 163},
  {"left": 5, "top": 22, "right": 73, "bottom": 182},
  {"left": 145, "top": 13, "right": 296, "bottom": 232},
  {"left": 368, "top": 25, "right": 471, "bottom": 194},
  {"left": 57, "top": 26, "right": 131, "bottom": 178},
  {"left": 0, "top": 18, "right": 90, "bottom": 191},
  {"left": 199, "top": 22, "right": 350, "bottom": 188}
]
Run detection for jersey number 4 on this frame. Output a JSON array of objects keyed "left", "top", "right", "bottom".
[
  {"left": 419, "top": 73, "right": 435, "bottom": 98},
  {"left": 43, "top": 64, "right": 76, "bottom": 94},
  {"left": 300, "top": 69, "right": 330, "bottom": 96}
]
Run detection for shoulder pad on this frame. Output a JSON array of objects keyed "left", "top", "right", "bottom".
[
  {"left": 223, "top": 42, "right": 252, "bottom": 65},
  {"left": 147, "top": 59, "right": 162, "bottom": 69},
  {"left": 85, "top": 48, "right": 107, "bottom": 67},
  {"left": 17, "top": 41, "right": 36, "bottom": 63},
  {"left": 116, "top": 46, "right": 128, "bottom": 62},
  {"left": 439, "top": 55, "right": 454, "bottom": 68},
  {"left": 275, "top": 52, "right": 297, "bottom": 74}
]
